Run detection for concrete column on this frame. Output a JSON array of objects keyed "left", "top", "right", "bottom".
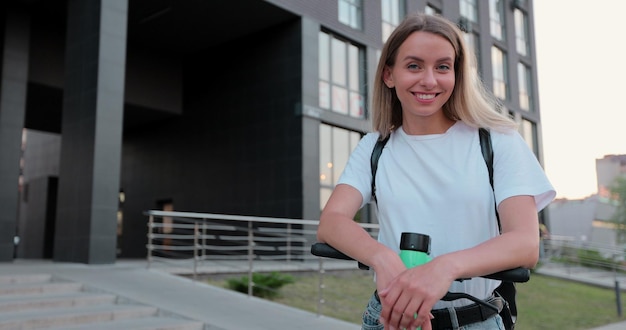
[
  {"left": 54, "top": 0, "right": 128, "bottom": 264},
  {"left": 300, "top": 17, "right": 321, "bottom": 222},
  {"left": 0, "top": 11, "right": 30, "bottom": 262}
]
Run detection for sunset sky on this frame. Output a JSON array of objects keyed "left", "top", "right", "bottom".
[{"left": 533, "top": 0, "right": 626, "bottom": 199}]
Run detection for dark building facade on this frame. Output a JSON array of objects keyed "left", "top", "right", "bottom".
[{"left": 0, "top": 0, "right": 544, "bottom": 263}]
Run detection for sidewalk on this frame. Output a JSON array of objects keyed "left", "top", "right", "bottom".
[
  {"left": 0, "top": 258, "right": 360, "bottom": 330},
  {"left": 535, "top": 261, "right": 626, "bottom": 290},
  {"left": 589, "top": 322, "right": 626, "bottom": 330}
]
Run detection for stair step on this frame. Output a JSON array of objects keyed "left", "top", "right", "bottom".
[
  {"left": 0, "top": 272, "right": 205, "bottom": 330},
  {"left": 0, "top": 273, "right": 52, "bottom": 285},
  {"left": 0, "top": 281, "right": 82, "bottom": 296},
  {"left": 49, "top": 316, "right": 205, "bottom": 330},
  {"left": 0, "top": 291, "right": 117, "bottom": 313},
  {"left": 0, "top": 304, "right": 158, "bottom": 329}
]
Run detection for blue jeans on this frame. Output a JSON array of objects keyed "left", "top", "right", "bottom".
[{"left": 362, "top": 293, "right": 505, "bottom": 330}]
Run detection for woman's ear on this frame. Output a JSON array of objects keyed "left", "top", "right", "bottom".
[{"left": 383, "top": 66, "right": 395, "bottom": 88}]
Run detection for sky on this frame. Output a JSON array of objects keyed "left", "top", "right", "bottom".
[{"left": 533, "top": 0, "right": 626, "bottom": 200}]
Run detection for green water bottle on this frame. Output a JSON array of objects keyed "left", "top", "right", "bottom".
[
  {"left": 399, "top": 232, "right": 431, "bottom": 268},
  {"left": 398, "top": 232, "right": 431, "bottom": 330}
]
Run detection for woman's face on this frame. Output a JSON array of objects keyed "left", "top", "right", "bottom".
[{"left": 383, "top": 31, "right": 456, "bottom": 121}]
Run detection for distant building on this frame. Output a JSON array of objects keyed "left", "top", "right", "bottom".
[
  {"left": 548, "top": 197, "right": 596, "bottom": 242},
  {"left": 0, "top": 0, "right": 546, "bottom": 263},
  {"left": 596, "top": 155, "right": 626, "bottom": 201},
  {"left": 547, "top": 155, "right": 626, "bottom": 248}
]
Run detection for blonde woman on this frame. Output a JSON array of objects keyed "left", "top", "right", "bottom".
[{"left": 317, "top": 13, "right": 555, "bottom": 330}]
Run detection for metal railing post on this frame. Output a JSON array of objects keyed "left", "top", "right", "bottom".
[
  {"left": 317, "top": 257, "right": 325, "bottom": 317},
  {"left": 286, "top": 223, "right": 292, "bottom": 262},
  {"left": 193, "top": 222, "right": 199, "bottom": 281},
  {"left": 147, "top": 214, "right": 154, "bottom": 269},
  {"left": 248, "top": 220, "right": 254, "bottom": 297},
  {"left": 201, "top": 221, "right": 207, "bottom": 267}
]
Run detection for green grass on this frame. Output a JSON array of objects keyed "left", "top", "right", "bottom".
[
  {"left": 206, "top": 270, "right": 625, "bottom": 329},
  {"left": 516, "top": 274, "right": 624, "bottom": 329}
]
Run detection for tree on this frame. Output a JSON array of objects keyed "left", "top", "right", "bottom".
[{"left": 609, "top": 176, "right": 626, "bottom": 244}]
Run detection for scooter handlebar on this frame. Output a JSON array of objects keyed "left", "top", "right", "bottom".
[{"left": 311, "top": 242, "right": 530, "bottom": 283}]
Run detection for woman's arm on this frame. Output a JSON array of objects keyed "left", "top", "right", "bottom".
[
  {"left": 440, "top": 195, "right": 540, "bottom": 278},
  {"left": 317, "top": 184, "right": 403, "bottom": 275}
]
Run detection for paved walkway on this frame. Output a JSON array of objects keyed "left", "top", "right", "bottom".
[
  {"left": 0, "top": 258, "right": 360, "bottom": 330},
  {"left": 2, "top": 258, "right": 626, "bottom": 329}
]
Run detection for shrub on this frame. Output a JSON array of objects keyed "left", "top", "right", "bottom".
[
  {"left": 577, "top": 248, "right": 618, "bottom": 271},
  {"left": 226, "top": 271, "right": 295, "bottom": 299}
]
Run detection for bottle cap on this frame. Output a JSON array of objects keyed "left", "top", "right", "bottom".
[{"left": 400, "top": 232, "right": 430, "bottom": 254}]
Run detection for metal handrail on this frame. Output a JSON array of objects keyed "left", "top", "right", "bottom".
[
  {"left": 144, "top": 210, "right": 378, "bottom": 318},
  {"left": 543, "top": 236, "right": 626, "bottom": 273}
]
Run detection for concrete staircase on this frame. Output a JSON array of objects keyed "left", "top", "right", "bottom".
[{"left": 0, "top": 273, "right": 205, "bottom": 330}]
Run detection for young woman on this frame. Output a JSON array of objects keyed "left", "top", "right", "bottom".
[{"left": 317, "top": 13, "right": 555, "bottom": 330}]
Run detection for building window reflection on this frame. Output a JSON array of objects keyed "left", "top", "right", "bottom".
[
  {"left": 463, "top": 32, "right": 481, "bottom": 73},
  {"left": 338, "top": 0, "right": 362, "bottom": 29},
  {"left": 521, "top": 119, "right": 538, "bottom": 158},
  {"left": 491, "top": 46, "right": 508, "bottom": 100},
  {"left": 382, "top": 0, "right": 404, "bottom": 42},
  {"left": 319, "top": 124, "right": 361, "bottom": 211},
  {"left": 489, "top": 0, "right": 506, "bottom": 41},
  {"left": 518, "top": 62, "right": 533, "bottom": 111},
  {"left": 319, "top": 31, "right": 365, "bottom": 118},
  {"left": 460, "top": 0, "right": 478, "bottom": 23},
  {"left": 514, "top": 9, "right": 529, "bottom": 56}
]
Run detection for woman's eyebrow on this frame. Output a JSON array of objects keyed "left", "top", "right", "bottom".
[{"left": 402, "top": 55, "right": 453, "bottom": 62}]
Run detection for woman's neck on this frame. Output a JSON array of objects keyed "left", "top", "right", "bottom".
[{"left": 401, "top": 116, "right": 456, "bottom": 135}]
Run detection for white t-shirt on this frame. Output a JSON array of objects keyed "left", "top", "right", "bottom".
[{"left": 337, "top": 121, "right": 556, "bottom": 308}]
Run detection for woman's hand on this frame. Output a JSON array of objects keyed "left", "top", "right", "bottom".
[
  {"left": 378, "top": 257, "right": 456, "bottom": 330},
  {"left": 373, "top": 254, "right": 406, "bottom": 298}
]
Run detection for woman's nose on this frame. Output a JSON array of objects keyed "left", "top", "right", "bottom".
[{"left": 420, "top": 69, "right": 436, "bottom": 89}]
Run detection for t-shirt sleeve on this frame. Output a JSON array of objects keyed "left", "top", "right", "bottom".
[
  {"left": 337, "top": 132, "right": 380, "bottom": 209},
  {"left": 492, "top": 130, "right": 556, "bottom": 211}
]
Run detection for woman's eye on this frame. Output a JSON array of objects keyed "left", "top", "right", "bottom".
[
  {"left": 407, "top": 63, "right": 419, "bottom": 70},
  {"left": 438, "top": 64, "right": 451, "bottom": 71}
]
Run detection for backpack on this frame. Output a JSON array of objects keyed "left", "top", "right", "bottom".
[{"left": 370, "top": 128, "right": 518, "bottom": 330}]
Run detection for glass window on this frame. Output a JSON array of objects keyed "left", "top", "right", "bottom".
[
  {"left": 520, "top": 119, "right": 538, "bottom": 157},
  {"left": 517, "top": 62, "right": 532, "bottom": 111},
  {"left": 464, "top": 32, "right": 480, "bottom": 72},
  {"left": 382, "top": 0, "right": 404, "bottom": 42},
  {"left": 331, "top": 39, "right": 347, "bottom": 86},
  {"left": 514, "top": 9, "right": 529, "bottom": 56},
  {"left": 513, "top": 0, "right": 528, "bottom": 7},
  {"left": 319, "top": 124, "right": 361, "bottom": 210},
  {"left": 338, "top": 0, "right": 362, "bottom": 29},
  {"left": 489, "top": 0, "right": 506, "bottom": 41},
  {"left": 318, "top": 33, "right": 330, "bottom": 81},
  {"left": 319, "top": 31, "right": 366, "bottom": 118},
  {"left": 425, "top": 5, "right": 440, "bottom": 16},
  {"left": 491, "top": 46, "right": 508, "bottom": 100},
  {"left": 460, "top": 0, "right": 478, "bottom": 23}
]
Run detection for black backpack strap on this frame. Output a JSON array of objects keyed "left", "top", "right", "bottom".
[
  {"left": 479, "top": 128, "right": 501, "bottom": 232},
  {"left": 370, "top": 135, "right": 390, "bottom": 202},
  {"left": 479, "top": 128, "right": 494, "bottom": 188},
  {"left": 480, "top": 128, "right": 517, "bottom": 329}
]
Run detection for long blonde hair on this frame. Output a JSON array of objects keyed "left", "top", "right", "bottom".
[{"left": 372, "top": 13, "right": 517, "bottom": 138}]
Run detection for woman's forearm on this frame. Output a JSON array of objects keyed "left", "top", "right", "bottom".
[
  {"left": 438, "top": 195, "right": 540, "bottom": 280},
  {"left": 317, "top": 184, "right": 398, "bottom": 270}
]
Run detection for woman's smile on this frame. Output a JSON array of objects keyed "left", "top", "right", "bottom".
[{"left": 414, "top": 92, "right": 438, "bottom": 101}]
